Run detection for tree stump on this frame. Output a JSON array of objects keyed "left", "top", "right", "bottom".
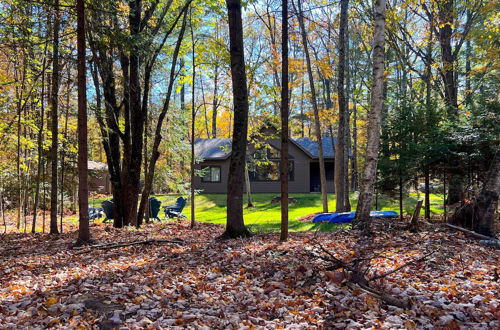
[{"left": 409, "top": 200, "right": 423, "bottom": 232}]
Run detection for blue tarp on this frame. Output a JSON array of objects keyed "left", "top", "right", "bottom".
[{"left": 312, "top": 211, "right": 399, "bottom": 223}]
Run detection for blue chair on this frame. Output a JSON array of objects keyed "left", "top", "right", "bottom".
[
  {"left": 102, "top": 200, "right": 114, "bottom": 223},
  {"left": 163, "top": 197, "right": 187, "bottom": 219},
  {"left": 89, "top": 207, "right": 103, "bottom": 221},
  {"left": 148, "top": 197, "right": 162, "bottom": 221}
]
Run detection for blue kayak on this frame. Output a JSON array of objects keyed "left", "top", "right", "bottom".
[{"left": 312, "top": 211, "right": 398, "bottom": 223}]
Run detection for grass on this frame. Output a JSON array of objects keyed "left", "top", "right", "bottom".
[
  {"left": 5, "top": 193, "right": 445, "bottom": 234},
  {"left": 87, "top": 192, "right": 444, "bottom": 234}
]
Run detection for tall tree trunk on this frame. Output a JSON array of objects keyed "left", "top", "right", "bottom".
[
  {"left": 465, "top": 11, "right": 472, "bottom": 107},
  {"left": 144, "top": 98, "right": 149, "bottom": 204},
  {"left": 92, "top": 54, "right": 124, "bottom": 228},
  {"left": 424, "top": 166, "right": 430, "bottom": 219},
  {"left": 50, "top": 0, "right": 60, "bottom": 234},
  {"left": 399, "top": 167, "right": 403, "bottom": 221},
  {"left": 17, "top": 104, "right": 21, "bottom": 230},
  {"left": 1, "top": 180, "right": 5, "bottom": 233},
  {"left": 300, "top": 77, "right": 305, "bottom": 137},
  {"left": 335, "top": 0, "right": 349, "bottom": 213},
  {"left": 136, "top": 12, "right": 187, "bottom": 226},
  {"left": 353, "top": 0, "right": 386, "bottom": 233},
  {"left": 294, "top": 0, "right": 328, "bottom": 212},
  {"left": 124, "top": 0, "right": 144, "bottom": 227},
  {"left": 22, "top": 109, "right": 28, "bottom": 233},
  {"left": 450, "top": 150, "right": 499, "bottom": 237},
  {"left": 472, "top": 150, "right": 499, "bottom": 237},
  {"left": 60, "top": 71, "right": 71, "bottom": 233},
  {"left": 280, "top": 0, "right": 289, "bottom": 242},
  {"left": 43, "top": 155, "right": 47, "bottom": 233},
  {"left": 32, "top": 55, "right": 47, "bottom": 233},
  {"left": 212, "top": 61, "right": 219, "bottom": 138},
  {"left": 223, "top": 0, "right": 251, "bottom": 238},
  {"left": 210, "top": 23, "right": 221, "bottom": 138},
  {"left": 351, "top": 82, "right": 358, "bottom": 191},
  {"left": 424, "top": 15, "right": 434, "bottom": 221},
  {"left": 77, "top": 0, "right": 90, "bottom": 243},
  {"left": 438, "top": 0, "right": 458, "bottom": 117},
  {"left": 180, "top": 59, "right": 185, "bottom": 111},
  {"left": 437, "top": 0, "right": 462, "bottom": 205},
  {"left": 344, "top": 21, "right": 351, "bottom": 211},
  {"left": 89, "top": 53, "right": 124, "bottom": 228},
  {"left": 16, "top": 59, "right": 27, "bottom": 230},
  {"left": 200, "top": 76, "right": 211, "bottom": 138},
  {"left": 190, "top": 9, "right": 196, "bottom": 229}
]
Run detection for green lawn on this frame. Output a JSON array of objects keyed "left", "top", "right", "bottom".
[
  {"left": 106, "top": 192, "right": 444, "bottom": 233},
  {"left": 87, "top": 192, "right": 445, "bottom": 233}
]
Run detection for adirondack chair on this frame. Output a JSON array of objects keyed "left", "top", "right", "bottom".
[
  {"left": 147, "top": 197, "right": 162, "bottom": 221},
  {"left": 163, "top": 197, "right": 187, "bottom": 219},
  {"left": 89, "top": 207, "right": 103, "bottom": 221},
  {"left": 102, "top": 200, "right": 114, "bottom": 223}
]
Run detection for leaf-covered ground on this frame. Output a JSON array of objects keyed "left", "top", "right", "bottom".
[{"left": 0, "top": 220, "right": 498, "bottom": 329}]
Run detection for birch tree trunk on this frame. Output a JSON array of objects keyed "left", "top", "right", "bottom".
[{"left": 353, "top": 0, "right": 386, "bottom": 232}]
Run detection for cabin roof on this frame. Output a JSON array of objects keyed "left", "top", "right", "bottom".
[
  {"left": 293, "top": 137, "right": 337, "bottom": 158},
  {"left": 194, "top": 136, "right": 340, "bottom": 160},
  {"left": 194, "top": 138, "right": 232, "bottom": 160}
]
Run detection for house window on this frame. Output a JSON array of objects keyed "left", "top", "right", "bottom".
[
  {"left": 202, "top": 166, "right": 221, "bottom": 182},
  {"left": 249, "top": 161, "right": 294, "bottom": 182}
]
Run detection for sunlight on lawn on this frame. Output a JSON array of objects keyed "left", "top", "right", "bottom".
[
  {"left": 85, "top": 192, "right": 445, "bottom": 234},
  {"left": 147, "top": 192, "right": 445, "bottom": 233}
]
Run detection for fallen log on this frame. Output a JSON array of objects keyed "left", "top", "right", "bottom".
[
  {"left": 478, "top": 240, "right": 500, "bottom": 248},
  {"left": 445, "top": 223, "right": 498, "bottom": 241},
  {"left": 346, "top": 282, "right": 410, "bottom": 309}
]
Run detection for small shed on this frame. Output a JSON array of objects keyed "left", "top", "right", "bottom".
[{"left": 88, "top": 161, "right": 111, "bottom": 194}]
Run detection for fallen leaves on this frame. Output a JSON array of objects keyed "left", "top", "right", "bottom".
[
  {"left": 0, "top": 219, "right": 498, "bottom": 328},
  {"left": 44, "top": 297, "right": 58, "bottom": 307}
]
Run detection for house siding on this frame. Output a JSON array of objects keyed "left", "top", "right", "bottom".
[
  {"left": 193, "top": 160, "right": 230, "bottom": 194},
  {"left": 194, "top": 139, "right": 336, "bottom": 194},
  {"left": 246, "top": 139, "right": 310, "bottom": 193}
]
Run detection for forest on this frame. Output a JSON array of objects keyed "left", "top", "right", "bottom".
[{"left": 0, "top": 0, "right": 499, "bottom": 328}]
